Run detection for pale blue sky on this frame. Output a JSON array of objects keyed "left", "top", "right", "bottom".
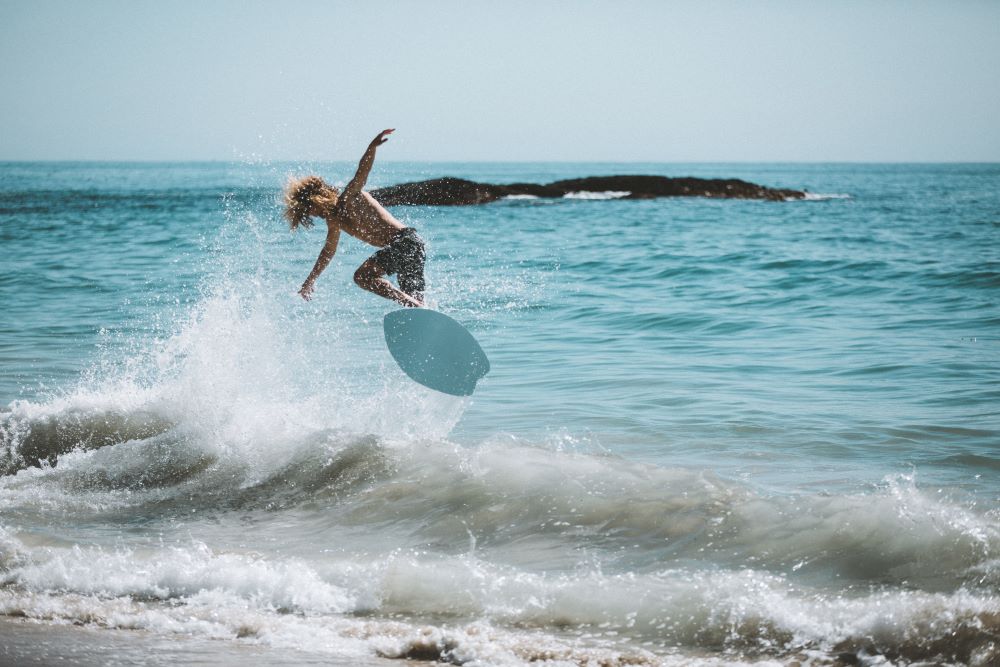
[{"left": 2, "top": 0, "right": 998, "bottom": 161}]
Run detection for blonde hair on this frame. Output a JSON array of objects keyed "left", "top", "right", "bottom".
[{"left": 283, "top": 175, "right": 339, "bottom": 230}]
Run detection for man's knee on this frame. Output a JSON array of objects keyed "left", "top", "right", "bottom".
[
  {"left": 353, "top": 266, "right": 370, "bottom": 287},
  {"left": 354, "top": 261, "right": 382, "bottom": 288}
]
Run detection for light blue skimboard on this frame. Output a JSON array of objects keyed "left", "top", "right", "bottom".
[{"left": 383, "top": 309, "right": 490, "bottom": 396}]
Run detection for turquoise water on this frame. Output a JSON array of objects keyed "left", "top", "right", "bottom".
[{"left": 1, "top": 162, "right": 998, "bottom": 665}]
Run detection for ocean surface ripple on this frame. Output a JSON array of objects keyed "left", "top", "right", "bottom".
[{"left": 1, "top": 162, "right": 998, "bottom": 666}]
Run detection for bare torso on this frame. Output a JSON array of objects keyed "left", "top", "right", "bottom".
[{"left": 327, "top": 191, "right": 405, "bottom": 247}]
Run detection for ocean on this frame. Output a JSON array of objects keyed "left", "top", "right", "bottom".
[{"left": 1, "top": 161, "right": 998, "bottom": 666}]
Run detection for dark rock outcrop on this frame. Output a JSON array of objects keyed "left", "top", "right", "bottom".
[
  {"left": 371, "top": 175, "right": 805, "bottom": 206},
  {"left": 370, "top": 177, "right": 503, "bottom": 206}
]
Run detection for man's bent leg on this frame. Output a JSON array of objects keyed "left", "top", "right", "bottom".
[{"left": 354, "top": 258, "right": 423, "bottom": 307}]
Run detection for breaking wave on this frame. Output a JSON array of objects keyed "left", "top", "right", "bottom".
[{"left": 2, "top": 350, "right": 998, "bottom": 665}]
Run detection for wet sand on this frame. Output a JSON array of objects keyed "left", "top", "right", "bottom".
[{"left": 0, "top": 617, "right": 397, "bottom": 667}]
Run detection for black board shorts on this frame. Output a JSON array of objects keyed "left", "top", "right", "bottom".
[{"left": 370, "top": 228, "right": 426, "bottom": 299}]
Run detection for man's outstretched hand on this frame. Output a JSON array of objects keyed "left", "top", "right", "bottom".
[
  {"left": 372, "top": 128, "right": 394, "bottom": 145},
  {"left": 298, "top": 281, "right": 315, "bottom": 301}
]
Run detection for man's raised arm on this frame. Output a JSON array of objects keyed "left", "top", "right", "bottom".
[{"left": 342, "top": 129, "right": 394, "bottom": 199}]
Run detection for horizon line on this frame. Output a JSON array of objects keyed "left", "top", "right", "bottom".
[{"left": 2, "top": 159, "right": 999, "bottom": 165}]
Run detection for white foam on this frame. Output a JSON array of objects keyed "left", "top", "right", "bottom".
[
  {"left": 1, "top": 538, "right": 997, "bottom": 665},
  {"left": 562, "top": 191, "right": 631, "bottom": 200},
  {"left": 795, "top": 192, "right": 851, "bottom": 201}
]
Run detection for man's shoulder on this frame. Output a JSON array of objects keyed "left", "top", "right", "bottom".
[
  {"left": 323, "top": 214, "right": 346, "bottom": 231},
  {"left": 339, "top": 191, "right": 369, "bottom": 208}
]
